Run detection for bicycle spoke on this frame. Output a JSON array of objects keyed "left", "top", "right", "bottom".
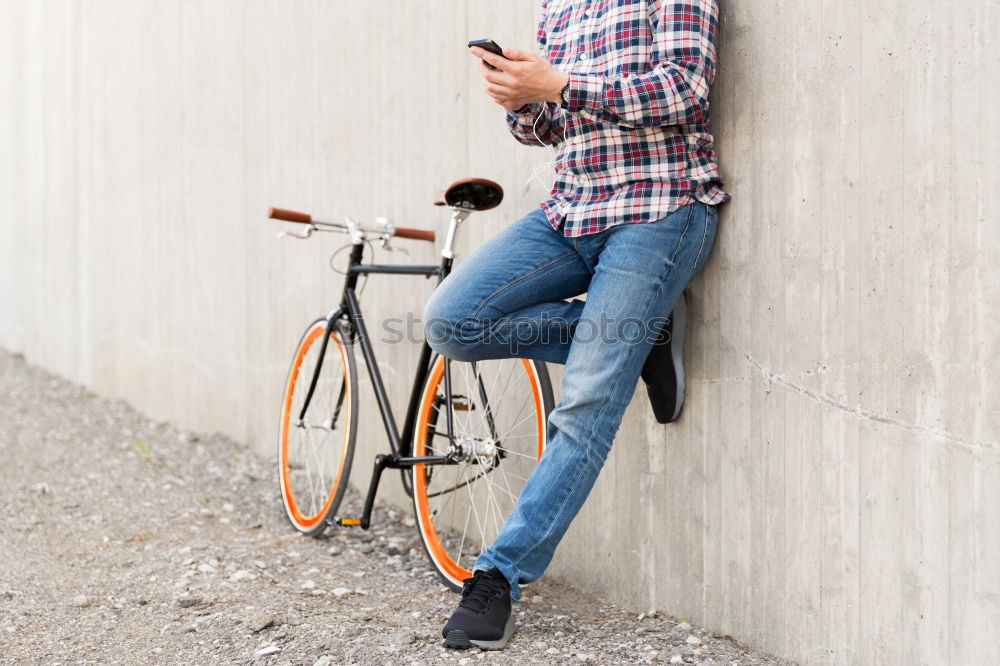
[
  {"left": 457, "top": 497, "right": 473, "bottom": 569},
  {"left": 476, "top": 455, "right": 508, "bottom": 540},
  {"left": 461, "top": 464, "right": 488, "bottom": 551}
]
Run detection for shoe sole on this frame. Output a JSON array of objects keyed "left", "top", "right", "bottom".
[
  {"left": 443, "top": 615, "right": 515, "bottom": 650},
  {"left": 668, "top": 292, "right": 687, "bottom": 422}
]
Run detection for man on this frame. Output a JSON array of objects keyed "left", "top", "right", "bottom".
[{"left": 423, "top": 0, "right": 728, "bottom": 650}]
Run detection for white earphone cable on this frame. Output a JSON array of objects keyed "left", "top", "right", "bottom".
[{"left": 525, "top": 104, "right": 559, "bottom": 190}]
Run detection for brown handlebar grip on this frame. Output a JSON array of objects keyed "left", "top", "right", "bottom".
[
  {"left": 268, "top": 207, "right": 312, "bottom": 224},
  {"left": 393, "top": 227, "right": 436, "bottom": 243}
]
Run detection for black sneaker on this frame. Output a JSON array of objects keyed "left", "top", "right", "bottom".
[
  {"left": 641, "top": 291, "right": 688, "bottom": 424},
  {"left": 441, "top": 568, "right": 514, "bottom": 650}
]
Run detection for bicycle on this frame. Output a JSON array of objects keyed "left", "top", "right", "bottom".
[{"left": 268, "top": 178, "right": 555, "bottom": 591}]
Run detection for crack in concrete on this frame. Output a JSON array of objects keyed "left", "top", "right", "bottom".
[{"left": 745, "top": 354, "right": 999, "bottom": 455}]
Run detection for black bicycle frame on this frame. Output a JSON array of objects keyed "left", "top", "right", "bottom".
[{"left": 296, "top": 241, "right": 458, "bottom": 529}]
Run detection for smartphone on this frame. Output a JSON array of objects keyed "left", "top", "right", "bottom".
[{"left": 468, "top": 39, "right": 504, "bottom": 70}]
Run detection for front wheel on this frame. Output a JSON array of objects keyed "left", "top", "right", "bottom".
[
  {"left": 278, "top": 317, "right": 358, "bottom": 537},
  {"left": 412, "top": 355, "right": 554, "bottom": 590}
]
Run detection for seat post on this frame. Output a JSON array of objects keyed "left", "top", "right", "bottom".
[{"left": 441, "top": 207, "right": 470, "bottom": 260}]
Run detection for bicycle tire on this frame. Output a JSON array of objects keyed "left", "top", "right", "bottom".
[
  {"left": 411, "top": 354, "right": 554, "bottom": 591},
  {"left": 278, "top": 317, "right": 358, "bottom": 537}
]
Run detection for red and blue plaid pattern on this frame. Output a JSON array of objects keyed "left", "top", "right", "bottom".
[{"left": 507, "top": 0, "right": 729, "bottom": 236}]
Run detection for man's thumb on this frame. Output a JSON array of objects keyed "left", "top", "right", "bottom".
[{"left": 502, "top": 47, "right": 533, "bottom": 61}]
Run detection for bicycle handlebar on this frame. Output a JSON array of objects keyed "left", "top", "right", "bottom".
[
  {"left": 268, "top": 207, "right": 436, "bottom": 243},
  {"left": 393, "top": 227, "right": 436, "bottom": 242},
  {"left": 268, "top": 207, "right": 312, "bottom": 224}
]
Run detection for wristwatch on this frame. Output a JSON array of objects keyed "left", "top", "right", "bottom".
[{"left": 559, "top": 81, "right": 571, "bottom": 109}]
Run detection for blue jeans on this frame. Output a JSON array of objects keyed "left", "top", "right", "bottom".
[{"left": 422, "top": 203, "right": 718, "bottom": 600}]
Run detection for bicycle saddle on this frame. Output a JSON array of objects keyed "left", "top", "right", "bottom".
[{"left": 434, "top": 178, "right": 504, "bottom": 211}]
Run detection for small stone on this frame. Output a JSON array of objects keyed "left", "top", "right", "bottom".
[
  {"left": 133, "top": 598, "right": 148, "bottom": 606},
  {"left": 676, "top": 621, "right": 692, "bottom": 632},
  {"left": 533, "top": 641, "right": 548, "bottom": 651},
  {"left": 313, "top": 658, "right": 333, "bottom": 666},
  {"left": 331, "top": 587, "right": 351, "bottom": 598},
  {"left": 459, "top": 659, "right": 471, "bottom": 666},
  {"left": 531, "top": 595, "right": 543, "bottom": 603},
  {"left": 178, "top": 431, "right": 198, "bottom": 444},
  {"left": 223, "top": 503, "right": 235, "bottom": 512},
  {"left": 546, "top": 647, "right": 560, "bottom": 655},
  {"left": 577, "top": 655, "right": 594, "bottom": 662},
  {"left": 670, "top": 656, "right": 684, "bottom": 665},
  {"left": 686, "top": 635, "right": 700, "bottom": 645},
  {"left": 198, "top": 563, "right": 217, "bottom": 574},
  {"left": 300, "top": 580, "right": 316, "bottom": 590},
  {"left": 249, "top": 614, "right": 275, "bottom": 633},
  {"left": 327, "top": 546, "right": 341, "bottom": 557},
  {"left": 177, "top": 595, "right": 202, "bottom": 608},
  {"left": 386, "top": 544, "right": 402, "bottom": 556},
  {"left": 254, "top": 645, "right": 280, "bottom": 657},
  {"left": 230, "top": 569, "right": 255, "bottom": 582},
  {"left": 388, "top": 629, "right": 415, "bottom": 646},
  {"left": 72, "top": 595, "right": 92, "bottom": 608},
  {"left": 30, "top": 482, "right": 51, "bottom": 495}
]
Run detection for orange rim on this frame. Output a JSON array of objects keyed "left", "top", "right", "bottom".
[
  {"left": 413, "top": 357, "right": 546, "bottom": 582},
  {"left": 279, "top": 324, "right": 351, "bottom": 529}
]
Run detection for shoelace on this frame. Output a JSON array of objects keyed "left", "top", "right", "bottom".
[{"left": 459, "top": 570, "right": 506, "bottom": 614}]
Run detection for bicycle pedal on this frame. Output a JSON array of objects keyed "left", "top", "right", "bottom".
[{"left": 334, "top": 517, "right": 362, "bottom": 527}]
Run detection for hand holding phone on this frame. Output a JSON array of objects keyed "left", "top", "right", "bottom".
[{"left": 468, "top": 39, "right": 505, "bottom": 70}]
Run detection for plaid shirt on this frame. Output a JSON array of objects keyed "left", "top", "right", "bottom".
[{"left": 507, "top": 0, "right": 730, "bottom": 236}]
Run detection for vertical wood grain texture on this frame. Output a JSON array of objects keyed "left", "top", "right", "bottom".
[{"left": 1, "top": 2, "right": 999, "bottom": 663}]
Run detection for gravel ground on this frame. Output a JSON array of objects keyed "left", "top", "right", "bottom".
[{"left": 0, "top": 349, "right": 794, "bottom": 666}]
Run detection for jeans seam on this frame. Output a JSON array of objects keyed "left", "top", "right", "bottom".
[
  {"left": 469, "top": 250, "right": 580, "bottom": 321},
  {"left": 689, "top": 205, "right": 714, "bottom": 282},
  {"left": 506, "top": 436, "right": 589, "bottom": 575},
  {"left": 663, "top": 203, "right": 697, "bottom": 281},
  {"left": 583, "top": 276, "right": 667, "bottom": 461}
]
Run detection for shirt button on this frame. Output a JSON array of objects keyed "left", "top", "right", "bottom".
[{"left": 579, "top": 53, "right": 588, "bottom": 61}]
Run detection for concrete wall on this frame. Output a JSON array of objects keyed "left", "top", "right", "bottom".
[{"left": 2, "top": 1, "right": 998, "bottom": 664}]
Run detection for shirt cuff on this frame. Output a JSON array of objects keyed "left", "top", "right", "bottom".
[
  {"left": 563, "top": 72, "right": 605, "bottom": 113},
  {"left": 508, "top": 103, "right": 543, "bottom": 121}
]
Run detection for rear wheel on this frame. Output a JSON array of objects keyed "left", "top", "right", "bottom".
[
  {"left": 412, "top": 355, "right": 554, "bottom": 590},
  {"left": 278, "top": 318, "right": 357, "bottom": 537}
]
